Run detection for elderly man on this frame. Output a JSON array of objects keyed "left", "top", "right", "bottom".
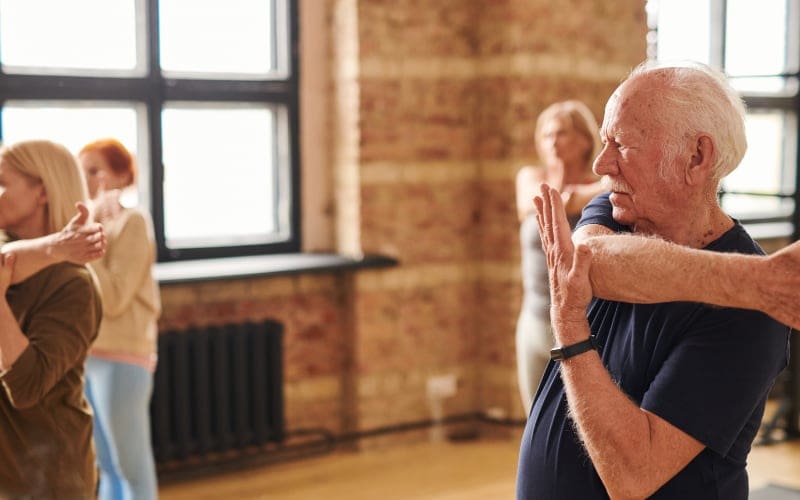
[{"left": 515, "top": 61, "right": 790, "bottom": 500}]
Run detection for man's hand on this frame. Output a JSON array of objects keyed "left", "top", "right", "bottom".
[
  {"left": 50, "top": 203, "right": 107, "bottom": 264},
  {"left": 534, "top": 184, "right": 593, "bottom": 345}
]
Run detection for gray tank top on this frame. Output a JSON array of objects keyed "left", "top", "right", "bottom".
[{"left": 519, "top": 212, "right": 581, "bottom": 320}]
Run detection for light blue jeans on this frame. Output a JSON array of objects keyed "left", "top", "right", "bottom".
[{"left": 85, "top": 357, "right": 158, "bottom": 500}]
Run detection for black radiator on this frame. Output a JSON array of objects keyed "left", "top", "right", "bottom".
[{"left": 149, "top": 320, "right": 285, "bottom": 464}]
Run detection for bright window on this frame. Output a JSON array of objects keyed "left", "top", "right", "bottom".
[
  {"left": 159, "top": 0, "right": 281, "bottom": 78},
  {"left": 648, "top": 0, "right": 800, "bottom": 231},
  {"left": 0, "top": 0, "right": 298, "bottom": 262},
  {"left": 161, "top": 104, "right": 288, "bottom": 248},
  {"left": 0, "top": 0, "right": 141, "bottom": 75}
]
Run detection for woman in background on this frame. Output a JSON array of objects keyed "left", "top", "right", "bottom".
[
  {"left": 0, "top": 139, "right": 103, "bottom": 497},
  {"left": 515, "top": 100, "right": 603, "bottom": 413},
  {"left": 79, "top": 138, "right": 161, "bottom": 500}
]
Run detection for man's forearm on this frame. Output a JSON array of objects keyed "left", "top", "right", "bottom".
[
  {"left": 576, "top": 229, "right": 761, "bottom": 312},
  {"left": 556, "top": 321, "right": 700, "bottom": 498}
]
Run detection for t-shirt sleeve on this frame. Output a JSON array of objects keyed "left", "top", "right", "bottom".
[
  {"left": 640, "top": 307, "right": 789, "bottom": 457},
  {"left": 575, "top": 192, "right": 630, "bottom": 233}
]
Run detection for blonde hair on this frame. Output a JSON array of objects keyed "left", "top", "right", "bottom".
[
  {"left": 0, "top": 140, "right": 89, "bottom": 234},
  {"left": 534, "top": 100, "right": 601, "bottom": 175}
]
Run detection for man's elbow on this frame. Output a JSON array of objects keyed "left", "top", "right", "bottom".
[
  {"left": 598, "top": 448, "right": 667, "bottom": 500},
  {"left": 604, "top": 474, "right": 662, "bottom": 500}
]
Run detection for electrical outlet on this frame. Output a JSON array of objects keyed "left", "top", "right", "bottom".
[{"left": 427, "top": 374, "right": 458, "bottom": 398}]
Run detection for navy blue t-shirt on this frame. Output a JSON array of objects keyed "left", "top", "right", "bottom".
[{"left": 516, "top": 193, "right": 790, "bottom": 499}]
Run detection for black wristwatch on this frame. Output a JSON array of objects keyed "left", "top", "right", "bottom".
[{"left": 550, "top": 336, "right": 598, "bottom": 361}]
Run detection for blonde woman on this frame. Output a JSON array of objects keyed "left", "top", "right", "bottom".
[
  {"left": 515, "top": 100, "right": 604, "bottom": 413},
  {"left": 79, "top": 138, "right": 161, "bottom": 500},
  {"left": 0, "top": 139, "right": 103, "bottom": 497}
]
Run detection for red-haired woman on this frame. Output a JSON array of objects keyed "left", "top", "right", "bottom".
[{"left": 79, "top": 138, "right": 161, "bottom": 500}]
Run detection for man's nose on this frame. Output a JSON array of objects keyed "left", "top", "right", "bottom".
[{"left": 593, "top": 146, "right": 617, "bottom": 176}]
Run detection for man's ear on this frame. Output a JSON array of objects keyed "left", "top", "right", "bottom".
[{"left": 685, "top": 135, "right": 714, "bottom": 186}]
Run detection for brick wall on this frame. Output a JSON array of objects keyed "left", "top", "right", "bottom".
[{"left": 158, "top": 0, "right": 647, "bottom": 443}]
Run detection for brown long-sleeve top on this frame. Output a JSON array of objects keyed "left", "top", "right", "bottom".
[{"left": 0, "top": 262, "right": 102, "bottom": 499}]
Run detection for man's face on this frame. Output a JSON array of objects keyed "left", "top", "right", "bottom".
[{"left": 592, "top": 82, "right": 686, "bottom": 234}]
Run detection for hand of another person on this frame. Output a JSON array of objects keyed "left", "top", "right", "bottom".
[
  {"left": 90, "top": 183, "right": 123, "bottom": 224},
  {"left": 560, "top": 180, "right": 605, "bottom": 215},
  {"left": 560, "top": 188, "right": 574, "bottom": 206},
  {"left": 761, "top": 241, "right": 800, "bottom": 330},
  {"left": 51, "top": 203, "right": 107, "bottom": 264},
  {"left": 0, "top": 252, "right": 15, "bottom": 296},
  {"left": 534, "top": 184, "right": 593, "bottom": 345}
]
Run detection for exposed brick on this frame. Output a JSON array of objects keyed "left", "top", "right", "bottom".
[{"left": 158, "top": 0, "right": 647, "bottom": 441}]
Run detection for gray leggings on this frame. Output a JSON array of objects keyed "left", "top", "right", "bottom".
[{"left": 515, "top": 309, "right": 553, "bottom": 415}]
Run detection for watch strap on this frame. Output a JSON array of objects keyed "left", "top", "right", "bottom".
[{"left": 550, "top": 336, "right": 598, "bottom": 361}]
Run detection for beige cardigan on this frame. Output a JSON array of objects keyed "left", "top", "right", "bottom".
[{"left": 89, "top": 207, "right": 161, "bottom": 364}]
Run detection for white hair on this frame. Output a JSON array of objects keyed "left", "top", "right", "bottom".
[{"left": 628, "top": 60, "right": 748, "bottom": 184}]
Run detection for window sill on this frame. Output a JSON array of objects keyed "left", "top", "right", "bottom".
[
  {"left": 743, "top": 221, "right": 795, "bottom": 241},
  {"left": 154, "top": 253, "right": 399, "bottom": 285}
]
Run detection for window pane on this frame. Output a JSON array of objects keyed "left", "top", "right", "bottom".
[
  {"left": 654, "top": 0, "right": 712, "bottom": 64},
  {"left": 721, "top": 194, "right": 794, "bottom": 221},
  {"left": 722, "top": 111, "right": 796, "bottom": 219},
  {"left": 724, "top": 0, "right": 796, "bottom": 94},
  {"left": 161, "top": 104, "right": 289, "bottom": 248},
  {"left": 1, "top": 102, "right": 145, "bottom": 207},
  {"left": 725, "top": 0, "right": 787, "bottom": 77},
  {"left": 0, "top": 0, "right": 141, "bottom": 75},
  {"left": 159, "top": 0, "right": 278, "bottom": 78},
  {"left": 729, "top": 76, "right": 799, "bottom": 95}
]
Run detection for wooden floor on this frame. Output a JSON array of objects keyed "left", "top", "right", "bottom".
[{"left": 160, "top": 430, "right": 800, "bottom": 499}]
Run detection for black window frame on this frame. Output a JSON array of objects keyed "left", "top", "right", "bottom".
[{"left": 0, "top": 0, "right": 301, "bottom": 262}]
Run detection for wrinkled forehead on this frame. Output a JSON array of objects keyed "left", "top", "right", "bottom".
[{"left": 602, "top": 78, "right": 662, "bottom": 135}]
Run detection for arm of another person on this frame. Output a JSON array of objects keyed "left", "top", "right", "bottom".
[
  {"left": 574, "top": 220, "right": 800, "bottom": 329},
  {"left": 516, "top": 166, "right": 546, "bottom": 222},
  {"left": 1, "top": 203, "right": 106, "bottom": 284},
  {"left": 533, "top": 182, "right": 800, "bottom": 330},
  {"left": 90, "top": 210, "right": 156, "bottom": 317},
  {"left": 535, "top": 185, "right": 704, "bottom": 498}
]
